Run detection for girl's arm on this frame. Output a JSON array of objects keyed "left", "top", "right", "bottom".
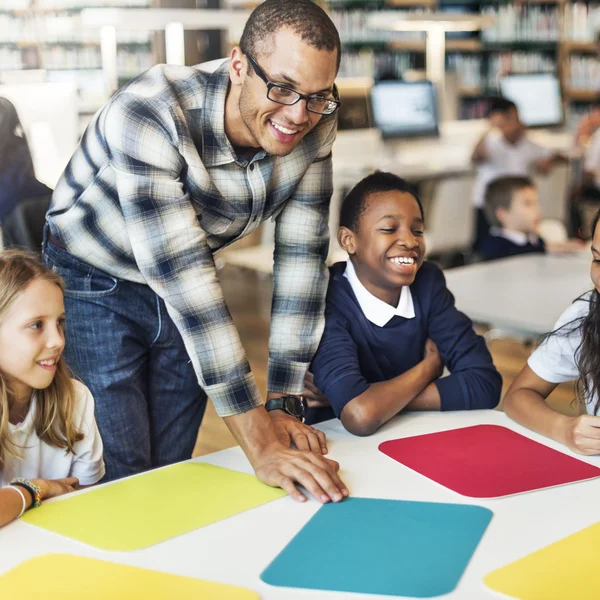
[
  {"left": 0, "top": 477, "right": 79, "bottom": 528},
  {"left": 0, "top": 485, "right": 33, "bottom": 528},
  {"left": 503, "top": 365, "right": 600, "bottom": 455}
]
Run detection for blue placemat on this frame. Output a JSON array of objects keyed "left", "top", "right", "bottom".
[{"left": 261, "top": 497, "right": 493, "bottom": 598}]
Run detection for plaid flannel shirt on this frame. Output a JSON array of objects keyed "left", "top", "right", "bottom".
[{"left": 48, "top": 60, "right": 336, "bottom": 417}]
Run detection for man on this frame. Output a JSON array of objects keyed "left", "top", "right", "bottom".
[{"left": 43, "top": 0, "right": 348, "bottom": 504}]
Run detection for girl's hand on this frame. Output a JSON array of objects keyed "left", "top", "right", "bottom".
[
  {"left": 32, "top": 477, "right": 80, "bottom": 500},
  {"left": 303, "top": 371, "right": 331, "bottom": 409},
  {"left": 561, "top": 415, "right": 600, "bottom": 455},
  {"left": 424, "top": 338, "right": 444, "bottom": 380}
]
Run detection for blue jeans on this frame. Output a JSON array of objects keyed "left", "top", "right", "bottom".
[{"left": 43, "top": 241, "right": 207, "bottom": 481}]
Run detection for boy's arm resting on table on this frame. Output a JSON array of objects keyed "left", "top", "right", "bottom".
[
  {"left": 0, "top": 478, "right": 79, "bottom": 528},
  {"left": 312, "top": 311, "right": 443, "bottom": 437},
  {"left": 503, "top": 365, "right": 600, "bottom": 455},
  {"left": 341, "top": 340, "right": 443, "bottom": 436},
  {"left": 426, "top": 266, "right": 502, "bottom": 410},
  {"left": 105, "top": 96, "right": 346, "bottom": 502}
]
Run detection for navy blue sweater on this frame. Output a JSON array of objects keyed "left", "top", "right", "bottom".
[
  {"left": 309, "top": 261, "right": 501, "bottom": 424},
  {"left": 480, "top": 232, "right": 546, "bottom": 262}
]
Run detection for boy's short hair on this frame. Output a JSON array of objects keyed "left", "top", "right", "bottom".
[
  {"left": 240, "top": 0, "right": 341, "bottom": 72},
  {"left": 340, "top": 171, "right": 424, "bottom": 232},
  {"left": 487, "top": 97, "right": 518, "bottom": 118},
  {"left": 484, "top": 176, "right": 535, "bottom": 227}
]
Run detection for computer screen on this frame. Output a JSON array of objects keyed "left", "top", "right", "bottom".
[
  {"left": 500, "top": 74, "right": 563, "bottom": 128},
  {"left": 370, "top": 80, "right": 439, "bottom": 138}
]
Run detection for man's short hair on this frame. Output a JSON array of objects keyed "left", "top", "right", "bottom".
[
  {"left": 484, "top": 176, "right": 535, "bottom": 227},
  {"left": 240, "top": 0, "right": 341, "bottom": 72},
  {"left": 340, "top": 171, "right": 424, "bottom": 233},
  {"left": 488, "top": 97, "right": 518, "bottom": 118}
]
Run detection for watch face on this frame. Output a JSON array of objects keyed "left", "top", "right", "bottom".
[{"left": 285, "top": 396, "right": 304, "bottom": 417}]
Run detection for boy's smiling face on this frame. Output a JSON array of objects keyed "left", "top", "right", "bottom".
[{"left": 339, "top": 190, "right": 426, "bottom": 307}]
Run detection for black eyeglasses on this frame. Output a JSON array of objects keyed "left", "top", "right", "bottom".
[{"left": 244, "top": 53, "right": 341, "bottom": 116}]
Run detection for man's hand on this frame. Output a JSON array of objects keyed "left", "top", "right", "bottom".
[
  {"left": 224, "top": 405, "right": 349, "bottom": 504},
  {"left": 253, "top": 441, "right": 348, "bottom": 504},
  {"left": 269, "top": 409, "right": 328, "bottom": 454},
  {"left": 303, "top": 371, "right": 331, "bottom": 409}
]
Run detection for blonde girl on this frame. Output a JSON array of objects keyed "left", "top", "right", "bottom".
[{"left": 0, "top": 250, "right": 104, "bottom": 527}]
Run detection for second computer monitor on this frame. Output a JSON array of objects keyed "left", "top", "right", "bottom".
[
  {"left": 500, "top": 73, "right": 563, "bottom": 128},
  {"left": 370, "top": 80, "right": 439, "bottom": 139}
]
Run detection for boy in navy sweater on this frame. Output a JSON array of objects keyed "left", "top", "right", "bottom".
[
  {"left": 307, "top": 172, "right": 501, "bottom": 434},
  {"left": 479, "top": 176, "right": 546, "bottom": 262}
]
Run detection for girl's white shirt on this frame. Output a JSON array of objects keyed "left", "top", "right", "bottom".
[
  {"left": 528, "top": 293, "right": 597, "bottom": 415},
  {"left": 1, "top": 379, "right": 105, "bottom": 487}
]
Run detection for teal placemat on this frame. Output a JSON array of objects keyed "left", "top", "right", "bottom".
[{"left": 261, "top": 497, "right": 493, "bottom": 598}]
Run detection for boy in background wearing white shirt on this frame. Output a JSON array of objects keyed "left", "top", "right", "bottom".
[{"left": 471, "top": 98, "right": 560, "bottom": 250}]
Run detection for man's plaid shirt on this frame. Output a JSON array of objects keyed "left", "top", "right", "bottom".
[{"left": 47, "top": 60, "right": 336, "bottom": 417}]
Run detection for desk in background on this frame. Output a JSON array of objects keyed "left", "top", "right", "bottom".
[
  {"left": 445, "top": 252, "right": 592, "bottom": 337},
  {"left": 1, "top": 410, "right": 599, "bottom": 598}
]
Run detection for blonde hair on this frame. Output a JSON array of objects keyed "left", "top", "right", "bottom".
[{"left": 0, "top": 249, "right": 82, "bottom": 469}]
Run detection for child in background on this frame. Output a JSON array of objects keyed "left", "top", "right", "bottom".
[
  {"left": 0, "top": 97, "right": 52, "bottom": 222},
  {"left": 471, "top": 98, "right": 560, "bottom": 249},
  {"left": 307, "top": 172, "right": 502, "bottom": 433},
  {"left": 0, "top": 250, "right": 104, "bottom": 528},
  {"left": 480, "top": 176, "right": 584, "bottom": 262},
  {"left": 503, "top": 209, "right": 600, "bottom": 455}
]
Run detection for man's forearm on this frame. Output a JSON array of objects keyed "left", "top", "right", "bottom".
[{"left": 223, "top": 405, "right": 280, "bottom": 465}]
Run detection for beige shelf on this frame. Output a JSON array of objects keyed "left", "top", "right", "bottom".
[
  {"left": 562, "top": 41, "right": 598, "bottom": 53},
  {"left": 458, "top": 86, "right": 483, "bottom": 97},
  {"left": 386, "top": 0, "right": 436, "bottom": 6},
  {"left": 446, "top": 39, "right": 482, "bottom": 52},
  {"left": 388, "top": 40, "right": 426, "bottom": 52},
  {"left": 566, "top": 89, "right": 598, "bottom": 102}
]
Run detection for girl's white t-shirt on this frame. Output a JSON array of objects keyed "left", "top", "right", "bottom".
[
  {"left": 528, "top": 294, "right": 598, "bottom": 415},
  {"left": 1, "top": 379, "right": 105, "bottom": 487}
]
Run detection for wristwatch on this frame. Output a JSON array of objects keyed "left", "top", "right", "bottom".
[{"left": 265, "top": 395, "right": 306, "bottom": 422}]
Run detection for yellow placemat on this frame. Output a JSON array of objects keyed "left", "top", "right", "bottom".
[
  {"left": 22, "top": 462, "right": 286, "bottom": 551},
  {"left": 0, "top": 554, "right": 259, "bottom": 599},
  {"left": 484, "top": 521, "right": 600, "bottom": 599}
]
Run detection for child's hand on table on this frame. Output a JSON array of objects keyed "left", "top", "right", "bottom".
[
  {"left": 32, "top": 477, "right": 80, "bottom": 500},
  {"left": 559, "top": 415, "right": 600, "bottom": 456},
  {"left": 303, "top": 371, "right": 331, "bottom": 409}
]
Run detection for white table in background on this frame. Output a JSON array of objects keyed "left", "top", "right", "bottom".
[
  {"left": 1, "top": 410, "right": 599, "bottom": 599},
  {"left": 445, "top": 252, "right": 593, "bottom": 337}
]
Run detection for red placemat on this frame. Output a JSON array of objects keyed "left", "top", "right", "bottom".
[{"left": 378, "top": 424, "right": 600, "bottom": 498}]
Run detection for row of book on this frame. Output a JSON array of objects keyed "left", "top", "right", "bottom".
[
  {"left": 569, "top": 55, "right": 600, "bottom": 92},
  {"left": 563, "top": 3, "right": 600, "bottom": 42},
  {"left": 330, "top": 9, "right": 426, "bottom": 44},
  {"left": 481, "top": 5, "right": 560, "bottom": 43},
  {"left": 0, "top": 14, "right": 151, "bottom": 43}
]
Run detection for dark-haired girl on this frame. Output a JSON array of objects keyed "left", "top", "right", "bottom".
[
  {"left": 0, "top": 97, "right": 52, "bottom": 221},
  {"left": 504, "top": 209, "right": 600, "bottom": 455}
]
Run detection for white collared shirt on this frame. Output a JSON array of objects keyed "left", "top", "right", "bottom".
[
  {"left": 489, "top": 227, "right": 540, "bottom": 247},
  {"left": 344, "top": 259, "right": 415, "bottom": 327}
]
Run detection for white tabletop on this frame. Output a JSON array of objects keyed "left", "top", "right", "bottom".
[
  {"left": 1, "top": 410, "right": 599, "bottom": 599},
  {"left": 445, "top": 252, "right": 593, "bottom": 336}
]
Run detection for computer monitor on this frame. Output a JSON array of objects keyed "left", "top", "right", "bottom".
[
  {"left": 500, "top": 73, "right": 563, "bottom": 128},
  {"left": 0, "top": 82, "right": 78, "bottom": 187},
  {"left": 370, "top": 80, "right": 439, "bottom": 139}
]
